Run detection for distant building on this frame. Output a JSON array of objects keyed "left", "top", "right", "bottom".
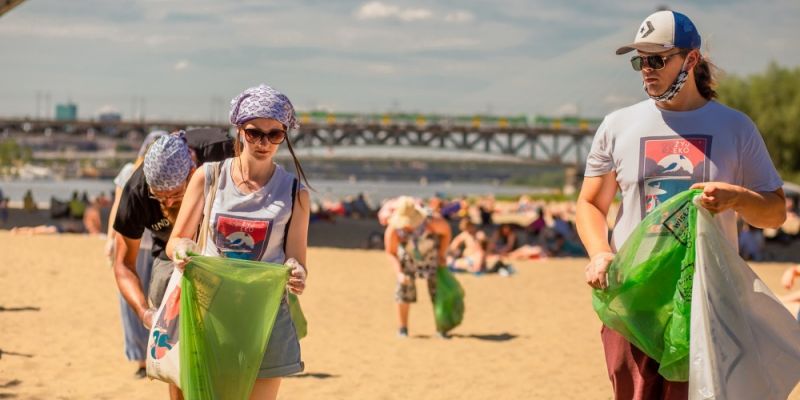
[
  {"left": 99, "top": 111, "right": 122, "bottom": 123},
  {"left": 55, "top": 103, "right": 77, "bottom": 121}
]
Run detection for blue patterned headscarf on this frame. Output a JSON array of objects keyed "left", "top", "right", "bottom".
[
  {"left": 143, "top": 131, "right": 194, "bottom": 191},
  {"left": 229, "top": 84, "right": 299, "bottom": 130}
]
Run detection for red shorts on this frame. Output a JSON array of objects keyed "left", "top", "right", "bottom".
[{"left": 601, "top": 325, "right": 688, "bottom": 400}]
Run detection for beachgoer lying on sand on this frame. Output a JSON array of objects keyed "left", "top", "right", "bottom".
[
  {"left": 447, "top": 218, "right": 487, "bottom": 274},
  {"left": 11, "top": 198, "right": 103, "bottom": 236},
  {"left": 11, "top": 222, "right": 81, "bottom": 235},
  {"left": 487, "top": 223, "right": 545, "bottom": 261}
]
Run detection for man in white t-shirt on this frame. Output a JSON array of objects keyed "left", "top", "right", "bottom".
[{"left": 575, "top": 10, "right": 786, "bottom": 399}]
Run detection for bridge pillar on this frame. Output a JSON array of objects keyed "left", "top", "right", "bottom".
[{"left": 563, "top": 166, "right": 577, "bottom": 196}]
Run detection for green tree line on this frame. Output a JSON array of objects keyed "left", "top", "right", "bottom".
[
  {"left": 0, "top": 139, "right": 32, "bottom": 167},
  {"left": 717, "top": 62, "right": 800, "bottom": 183}
]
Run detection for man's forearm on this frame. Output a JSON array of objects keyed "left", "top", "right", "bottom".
[
  {"left": 736, "top": 189, "right": 786, "bottom": 229},
  {"left": 114, "top": 262, "right": 149, "bottom": 320},
  {"left": 576, "top": 200, "right": 613, "bottom": 258}
]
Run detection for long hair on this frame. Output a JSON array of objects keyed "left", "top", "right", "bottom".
[
  {"left": 233, "top": 128, "right": 312, "bottom": 202},
  {"left": 686, "top": 50, "right": 719, "bottom": 100}
]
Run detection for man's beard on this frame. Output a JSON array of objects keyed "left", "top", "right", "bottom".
[{"left": 160, "top": 202, "right": 182, "bottom": 226}]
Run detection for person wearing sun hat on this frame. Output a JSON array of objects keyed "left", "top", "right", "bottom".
[
  {"left": 576, "top": 9, "right": 785, "bottom": 399},
  {"left": 383, "top": 196, "right": 452, "bottom": 337}
]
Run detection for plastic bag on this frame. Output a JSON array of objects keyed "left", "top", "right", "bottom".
[
  {"left": 288, "top": 293, "right": 307, "bottom": 340},
  {"left": 593, "top": 189, "right": 700, "bottom": 381},
  {"left": 180, "top": 256, "right": 290, "bottom": 400},
  {"left": 434, "top": 267, "right": 465, "bottom": 333},
  {"left": 146, "top": 268, "right": 183, "bottom": 386},
  {"left": 689, "top": 199, "right": 800, "bottom": 400}
]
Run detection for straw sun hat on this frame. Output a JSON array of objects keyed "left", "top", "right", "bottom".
[{"left": 388, "top": 196, "right": 426, "bottom": 230}]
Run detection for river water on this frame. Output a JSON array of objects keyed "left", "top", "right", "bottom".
[{"left": 0, "top": 178, "right": 552, "bottom": 207}]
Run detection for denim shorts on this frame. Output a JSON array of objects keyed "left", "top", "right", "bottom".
[{"left": 258, "top": 298, "right": 304, "bottom": 378}]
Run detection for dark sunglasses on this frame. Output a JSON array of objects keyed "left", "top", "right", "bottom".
[
  {"left": 630, "top": 52, "right": 682, "bottom": 71},
  {"left": 148, "top": 183, "right": 187, "bottom": 203},
  {"left": 242, "top": 127, "right": 286, "bottom": 145}
]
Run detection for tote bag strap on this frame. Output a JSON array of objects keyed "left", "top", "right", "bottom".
[{"left": 197, "top": 161, "right": 221, "bottom": 254}]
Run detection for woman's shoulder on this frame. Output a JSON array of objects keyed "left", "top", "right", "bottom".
[{"left": 274, "top": 164, "right": 307, "bottom": 191}]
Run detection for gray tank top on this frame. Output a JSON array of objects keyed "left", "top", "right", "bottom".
[{"left": 201, "top": 158, "right": 301, "bottom": 263}]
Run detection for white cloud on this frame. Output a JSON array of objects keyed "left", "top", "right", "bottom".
[
  {"left": 355, "top": 2, "right": 433, "bottom": 22},
  {"left": 399, "top": 8, "right": 433, "bottom": 22},
  {"left": 444, "top": 10, "right": 475, "bottom": 23},
  {"left": 354, "top": 2, "right": 474, "bottom": 23},
  {"left": 553, "top": 102, "right": 579, "bottom": 116},
  {"left": 1, "top": 0, "right": 799, "bottom": 120},
  {"left": 173, "top": 60, "right": 189, "bottom": 71},
  {"left": 365, "top": 63, "right": 398, "bottom": 75},
  {"left": 96, "top": 104, "right": 119, "bottom": 114}
]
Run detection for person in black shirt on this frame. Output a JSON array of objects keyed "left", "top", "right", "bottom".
[{"left": 112, "top": 128, "right": 233, "bottom": 335}]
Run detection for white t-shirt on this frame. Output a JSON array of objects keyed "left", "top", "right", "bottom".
[
  {"left": 585, "top": 99, "right": 782, "bottom": 251},
  {"left": 201, "top": 159, "right": 305, "bottom": 264}
]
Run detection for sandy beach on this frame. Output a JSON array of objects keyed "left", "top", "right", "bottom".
[{"left": 0, "top": 231, "right": 798, "bottom": 399}]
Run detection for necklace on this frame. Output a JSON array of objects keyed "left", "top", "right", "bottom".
[{"left": 233, "top": 157, "right": 276, "bottom": 193}]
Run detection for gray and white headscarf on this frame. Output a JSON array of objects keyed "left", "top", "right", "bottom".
[
  {"left": 229, "top": 84, "right": 299, "bottom": 130},
  {"left": 143, "top": 131, "right": 194, "bottom": 191}
]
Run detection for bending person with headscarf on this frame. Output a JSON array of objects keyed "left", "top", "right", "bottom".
[
  {"left": 112, "top": 127, "right": 234, "bottom": 398},
  {"left": 106, "top": 130, "right": 165, "bottom": 379},
  {"left": 166, "top": 84, "right": 310, "bottom": 400}
]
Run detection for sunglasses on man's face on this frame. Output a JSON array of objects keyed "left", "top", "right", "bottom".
[
  {"left": 242, "top": 127, "right": 286, "bottom": 145},
  {"left": 630, "top": 52, "right": 682, "bottom": 71},
  {"left": 148, "top": 185, "right": 186, "bottom": 203}
]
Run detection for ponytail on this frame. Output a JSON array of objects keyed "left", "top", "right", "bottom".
[{"left": 692, "top": 53, "right": 719, "bottom": 100}]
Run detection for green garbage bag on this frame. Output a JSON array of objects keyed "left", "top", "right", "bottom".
[
  {"left": 592, "top": 189, "right": 701, "bottom": 382},
  {"left": 180, "top": 256, "right": 290, "bottom": 400},
  {"left": 434, "top": 267, "right": 465, "bottom": 333},
  {"left": 288, "top": 293, "right": 307, "bottom": 340}
]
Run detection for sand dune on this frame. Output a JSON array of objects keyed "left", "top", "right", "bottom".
[{"left": 0, "top": 232, "right": 797, "bottom": 399}]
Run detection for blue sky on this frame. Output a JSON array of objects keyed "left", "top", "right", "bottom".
[{"left": 1, "top": 0, "right": 798, "bottom": 121}]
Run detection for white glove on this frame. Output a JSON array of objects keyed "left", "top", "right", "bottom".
[
  {"left": 104, "top": 238, "right": 115, "bottom": 259},
  {"left": 585, "top": 252, "right": 615, "bottom": 290},
  {"left": 173, "top": 238, "right": 198, "bottom": 260},
  {"left": 286, "top": 258, "right": 307, "bottom": 295},
  {"left": 142, "top": 307, "right": 157, "bottom": 330}
]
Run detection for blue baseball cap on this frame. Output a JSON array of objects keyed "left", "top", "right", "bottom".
[{"left": 616, "top": 10, "right": 701, "bottom": 55}]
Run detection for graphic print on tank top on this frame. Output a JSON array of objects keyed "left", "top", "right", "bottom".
[
  {"left": 638, "top": 135, "right": 712, "bottom": 215},
  {"left": 213, "top": 213, "right": 274, "bottom": 260}
]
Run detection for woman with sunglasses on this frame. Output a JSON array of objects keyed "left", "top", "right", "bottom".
[
  {"left": 576, "top": 10, "right": 786, "bottom": 400},
  {"left": 166, "top": 84, "right": 309, "bottom": 400}
]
